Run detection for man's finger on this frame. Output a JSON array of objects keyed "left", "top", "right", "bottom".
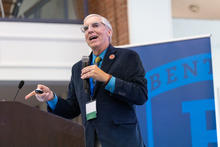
[
  {"left": 81, "top": 65, "right": 97, "bottom": 74},
  {"left": 25, "top": 91, "right": 35, "bottom": 100},
  {"left": 81, "top": 67, "right": 90, "bottom": 75}
]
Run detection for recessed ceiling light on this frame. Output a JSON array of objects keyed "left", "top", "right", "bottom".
[{"left": 189, "top": 4, "right": 200, "bottom": 13}]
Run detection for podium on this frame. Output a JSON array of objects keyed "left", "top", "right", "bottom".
[{"left": 0, "top": 102, "right": 85, "bottom": 147}]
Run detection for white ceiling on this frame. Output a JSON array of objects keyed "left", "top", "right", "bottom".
[{"left": 172, "top": 0, "right": 220, "bottom": 20}]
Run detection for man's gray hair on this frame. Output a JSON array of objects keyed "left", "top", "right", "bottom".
[{"left": 83, "top": 14, "right": 113, "bottom": 31}]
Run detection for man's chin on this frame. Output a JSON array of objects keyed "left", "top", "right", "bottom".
[{"left": 89, "top": 43, "right": 99, "bottom": 49}]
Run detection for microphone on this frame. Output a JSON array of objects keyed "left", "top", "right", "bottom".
[
  {"left": 82, "top": 56, "right": 90, "bottom": 93},
  {"left": 13, "top": 80, "right": 25, "bottom": 101}
]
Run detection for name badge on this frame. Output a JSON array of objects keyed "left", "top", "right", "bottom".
[{"left": 86, "top": 100, "right": 97, "bottom": 120}]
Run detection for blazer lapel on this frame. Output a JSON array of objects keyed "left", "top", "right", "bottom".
[
  {"left": 93, "top": 45, "right": 117, "bottom": 98},
  {"left": 101, "top": 45, "right": 117, "bottom": 73}
]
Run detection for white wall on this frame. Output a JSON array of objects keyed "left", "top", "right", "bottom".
[
  {"left": 0, "top": 22, "right": 90, "bottom": 81},
  {"left": 127, "top": 0, "right": 173, "bottom": 44}
]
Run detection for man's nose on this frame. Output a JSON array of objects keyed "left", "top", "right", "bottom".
[{"left": 87, "top": 25, "right": 95, "bottom": 32}]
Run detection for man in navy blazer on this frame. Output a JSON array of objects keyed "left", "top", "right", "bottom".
[{"left": 26, "top": 14, "right": 148, "bottom": 147}]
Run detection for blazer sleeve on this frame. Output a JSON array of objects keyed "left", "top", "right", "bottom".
[
  {"left": 112, "top": 51, "right": 148, "bottom": 105},
  {"left": 48, "top": 65, "right": 81, "bottom": 119}
]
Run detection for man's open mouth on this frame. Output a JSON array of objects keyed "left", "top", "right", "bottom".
[{"left": 89, "top": 36, "right": 98, "bottom": 41}]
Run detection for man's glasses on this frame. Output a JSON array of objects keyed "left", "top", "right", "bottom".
[{"left": 81, "top": 22, "right": 105, "bottom": 33}]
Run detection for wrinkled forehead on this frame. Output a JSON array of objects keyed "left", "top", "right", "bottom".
[{"left": 83, "top": 16, "right": 102, "bottom": 26}]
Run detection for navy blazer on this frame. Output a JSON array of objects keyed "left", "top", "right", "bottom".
[{"left": 49, "top": 45, "right": 148, "bottom": 147}]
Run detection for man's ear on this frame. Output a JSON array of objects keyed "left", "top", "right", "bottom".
[{"left": 107, "top": 29, "right": 112, "bottom": 39}]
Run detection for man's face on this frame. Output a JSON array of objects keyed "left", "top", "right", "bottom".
[{"left": 83, "top": 16, "right": 112, "bottom": 51}]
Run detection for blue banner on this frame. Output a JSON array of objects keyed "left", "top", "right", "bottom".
[{"left": 127, "top": 37, "right": 218, "bottom": 147}]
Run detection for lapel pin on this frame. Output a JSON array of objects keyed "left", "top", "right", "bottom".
[{"left": 109, "top": 54, "right": 115, "bottom": 60}]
